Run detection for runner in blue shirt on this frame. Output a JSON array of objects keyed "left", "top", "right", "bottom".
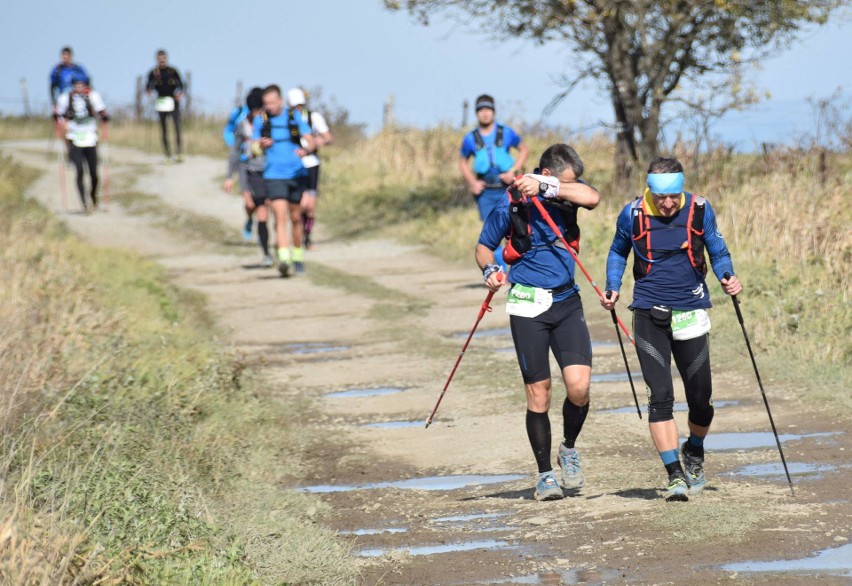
[
  {"left": 461, "top": 94, "right": 529, "bottom": 268},
  {"left": 49, "top": 47, "right": 89, "bottom": 111},
  {"left": 253, "top": 85, "right": 315, "bottom": 277},
  {"left": 477, "top": 144, "right": 600, "bottom": 502},
  {"left": 600, "top": 157, "right": 742, "bottom": 502}
]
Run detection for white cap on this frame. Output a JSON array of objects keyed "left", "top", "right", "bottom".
[{"left": 286, "top": 88, "right": 306, "bottom": 107}]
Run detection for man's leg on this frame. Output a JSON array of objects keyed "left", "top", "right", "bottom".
[
  {"left": 301, "top": 165, "right": 319, "bottom": 248},
  {"left": 172, "top": 106, "right": 183, "bottom": 157},
  {"left": 672, "top": 333, "right": 713, "bottom": 493},
  {"left": 68, "top": 144, "right": 87, "bottom": 208},
  {"left": 84, "top": 146, "right": 99, "bottom": 208},
  {"left": 269, "top": 197, "right": 291, "bottom": 272},
  {"left": 634, "top": 309, "right": 688, "bottom": 500},
  {"left": 256, "top": 204, "right": 271, "bottom": 261},
  {"left": 158, "top": 112, "right": 171, "bottom": 158},
  {"left": 549, "top": 295, "right": 593, "bottom": 491},
  {"left": 288, "top": 181, "right": 306, "bottom": 272}
]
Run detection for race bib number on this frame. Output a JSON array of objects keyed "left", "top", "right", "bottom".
[
  {"left": 671, "top": 309, "right": 711, "bottom": 341},
  {"left": 505, "top": 284, "right": 553, "bottom": 318},
  {"left": 155, "top": 97, "right": 175, "bottom": 112},
  {"left": 70, "top": 126, "right": 97, "bottom": 148}
]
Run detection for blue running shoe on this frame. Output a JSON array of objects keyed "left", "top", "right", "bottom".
[
  {"left": 293, "top": 261, "right": 305, "bottom": 274},
  {"left": 243, "top": 218, "right": 253, "bottom": 241},
  {"left": 534, "top": 470, "right": 564, "bottom": 502},
  {"left": 557, "top": 443, "right": 585, "bottom": 492},
  {"left": 664, "top": 472, "right": 689, "bottom": 502},
  {"left": 681, "top": 441, "right": 706, "bottom": 495}
]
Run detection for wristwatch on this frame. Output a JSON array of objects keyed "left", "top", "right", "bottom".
[{"left": 538, "top": 182, "right": 549, "bottom": 194}]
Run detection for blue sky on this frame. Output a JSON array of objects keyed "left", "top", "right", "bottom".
[{"left": 2, "top": 0, "right": 850, "bottom": 148}]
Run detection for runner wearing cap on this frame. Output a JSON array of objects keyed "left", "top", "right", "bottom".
[
  {"left": 286, "top": 87, "right": 333, "bottom": 250},
  {"left": 460, "top": 94, "right": 529, "bottom": 268}
]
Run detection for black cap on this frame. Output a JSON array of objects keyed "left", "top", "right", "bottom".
[
  {"left": 246, "top": 87, "right": 264, "bottom": 110},
  {"left": 475, "top": 94, "right": 495, "bottom": 111}
]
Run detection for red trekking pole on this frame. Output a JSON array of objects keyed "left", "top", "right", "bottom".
[
  {"left": 528, "top": 195, "right": 635, "bottom": 345},
  {"left": 426, "top": 274, "right": 503, "bottom": 428}
]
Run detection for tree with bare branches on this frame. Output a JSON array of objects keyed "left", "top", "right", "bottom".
[{"left": 385, "top": 0, "right": 843, "bottom": 190}]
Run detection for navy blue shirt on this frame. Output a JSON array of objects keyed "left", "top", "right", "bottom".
[
  {"left": 479, "top": 196, "right": 580, "bottom": 302},
  {"left": 605, "top": 192, "right": 735, "bottom": 310}
]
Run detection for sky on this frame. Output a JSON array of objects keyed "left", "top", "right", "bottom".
[{"left": 2, "top": 0, "right": 851, "bottom": 149}]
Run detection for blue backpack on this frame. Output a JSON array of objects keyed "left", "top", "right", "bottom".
[
  {"left": 472, "top": 124, "right": 515, "bottom": 176},
  {"left": 223, "top": 105, "right": 248, "bottom": 148}
]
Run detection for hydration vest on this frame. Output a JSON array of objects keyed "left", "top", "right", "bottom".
[
  {"left": 223, "top": 105, "right": 247, "bottom": 148},
  {"left": 631, "top": 193, "right": 707, "bottom": 280},
  {"left": 260, "top": 109, "right": 302, "bottom": 145},
  {"left": 502, "top": 190, "right": 581, "bottom": 265},
  {"left": 472, "top": 124, "right": 515, "bottom": 176},
  {"left": 64, "top": 91, "right": 95, "bottom": 122}
]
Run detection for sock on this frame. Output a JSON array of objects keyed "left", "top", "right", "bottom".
[
  {"left": 525, "top": 410, "right": 552, "bottom": 474},
  {"left": 303, "top": 213, "right": 314, "bottom": 236},
  {"left": 562, "top": 398, "right": 589, "bottom": 449},
  {"left": 258, "top": 222, "right": 269, "bottom": 256},
  {"left": 660, "top": 449, "right": 684, "bottom": 477},
  {"left": 292, "top": 246, "right": 305, "bottom": 263},
  {"left": 277, "top": 247, "right": 291, "bottom": 263},
  {"left": 686, "top": 433, "right": 705, "bottom": 457},
  {"left": 245, "top": 217, "right": 253, "bottom": 231}
]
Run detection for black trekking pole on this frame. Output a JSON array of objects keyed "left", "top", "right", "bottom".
[
  {"left": 426, "top": 274, "right": 503, "bottom": 428},
  {"left": 723, "top": 273, "right": 794, "bottom": 496},
  {"left": 606, "top": 291, "right": 642, "bottom": 419}
]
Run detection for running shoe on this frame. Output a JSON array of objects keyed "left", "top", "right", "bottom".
[
  {"left": 175, "top": 154, "right": 184, "bottom": 163},
  {"left": 243, "top": 219, "right": 253, "bottom": 241},
  {"left": 278, "top": 261, "right": 291, "bottom": 278},
  {"left": 664, "top": 472, "right": 690, "bottom": 502},
  {"left": 261, "top": 255, "right": 274, "bottom": 267},
  {"left": 534, "top": 470, "right": 564, "bottom": 501},
  {"left": 681, "top": 441, "right": 706, "bottom": 495},
  {"left": 293, "top": 261, "right": 305, "bottom": 274},
  {"left": 557, "top": 443, "right": 585, "bottom": 492}
]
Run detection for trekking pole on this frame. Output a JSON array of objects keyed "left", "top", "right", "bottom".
[
  {"left": 101, "top": 120, "right": 110, "bottom": 209},
  {"left": 426, "top": 274, "right": 503, "bottom": 428},
  {"left": 606, "top": 290, "right": 642, "bottom": 419},
  {"left": 723, "top": 272, "right": 794, "bottom": 496},
  {"left": 527, "top": 195, "right": 634, "bottom": 345},
  {"left": 54, "top": 120, "right": 68, "bottom": 212}
]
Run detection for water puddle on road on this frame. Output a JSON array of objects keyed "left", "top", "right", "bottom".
[
  {"left": 452, "top": 327, "right": 512, "bottom": 339},
  {"left": 282, "top": 342, "right": 350, "bottom": 355},
  {"left": 360, "top": 420, "right": 423, "bottom": 429},
  {"left": 339, "top": 527, "right": 408, "bottom": 536},
  {"left": 324, "top": 387, "right": 407, "bottom": 399},
  {"left": 599, "top": 400, "right": 739, "bottom": 415},
  {"left": 297, "top": 473, "right": 526, "bottom": 494},
  {"left": 723, "top": 542, "right": 852, "bottom": 577},
  {"left": 434, "top": 512, "right": 510, "bottom": 523},
  {"left": 590, "top": 372, "right": 644, "bottom": 383},
  {"left": 483, "top": 567, "right": 624, "bottom": 584},
  {"left": 707, "top": 431, "right": 842, "bottom": 451},
  {"left": 724, "top": 462, "right": 838, "bottom": 479},
  {"left": 358, "top": 539, "right": 514, "bottom": 558},
  {"left": 496, "top": 340, "right": 618, "bottom": 354}
]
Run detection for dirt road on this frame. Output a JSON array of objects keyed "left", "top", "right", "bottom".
[{"left": 4, "top": 141, "right": 850, "bottom": 585}]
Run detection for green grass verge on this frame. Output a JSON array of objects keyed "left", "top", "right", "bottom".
[{"left": 0, "top": 155, "right": 357, "bottom": 584}]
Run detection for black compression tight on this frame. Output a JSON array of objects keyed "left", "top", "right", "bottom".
[
  {"left": 633, "top": 308, "right": 714, "bottom": 427},
  {"left": 257, "top": 221, "right": 269, "bottom": 256},
  {"left": 69, "top": 144, "right": 98, "bottom": 206},
  {"left": 526, "top": 410, "right": 552, "bottom": 473},
  {"left": 158, "top": 107, "right": 182, "bottom": 156},
  {"left": 562, "top": 398, "right": 589, "bottom": 449}
]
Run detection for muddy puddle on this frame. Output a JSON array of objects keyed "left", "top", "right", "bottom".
[
  {"left": 723, "top": 541, "right": 852, "bottom": 577},
  {"left": 298, "top": 473, "right": 527, "bottom": 494},
  {"left": 598, "top": 400, "right": 739, "bottom": 415},
  {"left": 707, "top": 431, "right": 842, "bottom": 450},
  {"left": 724, "top": 462, "right": 839, "bottom": 479},
  {"left": 281, "top": 342, "right": 350, "bottom": 355},
  {"left": 358, "top": 538, "right": 514, "bottom": 558},
  {"left": 324, "top": 386, "right": 407, "bottom": 399},
  {"left": 590, "top": 371, "right": 644, "bottom": 383},
  {"left": 338, "top": 527, "right": 408, "bottom": 536}
]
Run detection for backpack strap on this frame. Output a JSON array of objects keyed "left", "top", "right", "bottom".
[
  {"left": 286, "top": 109, "right": 302, "bottom": 144},
  {"left": 630, "top": 197, "right": 652, "bottom": 280},
  {"left": 473, "top": 129, "right": 484, "bottom": 150},
  {"left": 686, "top": 194, "right": 707, "bottom": 275},
  {"left": 495, "top": 124, "right": 504, "bottom": 148}
]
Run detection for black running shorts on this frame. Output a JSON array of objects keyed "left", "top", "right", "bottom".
[
  {"left": 510, "top": 293, "right": 593, "bottom": 384},
  {"left": 304, "top": 165, "right": 320, "bottom": 193},
  {"left": 246, "top": 170, "right": 268, "bottom": 206},
  {"left": 265, "top": 178, "right": 304, "bottom": 203}
]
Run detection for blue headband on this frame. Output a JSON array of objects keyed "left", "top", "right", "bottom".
[{"left": 647, "top": 172, "right": 684, "bottom": 194}]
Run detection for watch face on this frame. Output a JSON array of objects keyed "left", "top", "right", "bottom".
[{"left": 539, "top": 182, "right": 548, "bottom": 193}]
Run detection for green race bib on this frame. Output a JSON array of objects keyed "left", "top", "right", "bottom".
[
  {"left": 671, "top": 309, "right": 711, "bottom": 340},
  {"left": 506, "top": 284, "right": 553, "bottom": 318}
]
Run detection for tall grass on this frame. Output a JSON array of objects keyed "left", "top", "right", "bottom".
[
  {"left": 320, "top": 127, "right": 851, "bottom": 411},
  {"left": 0, "top": 156, "right": 356, "bottom": 583}
]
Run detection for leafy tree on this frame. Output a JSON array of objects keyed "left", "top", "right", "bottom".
[{"left": 385, "top": 0, "right": 843, "bottom": 188}]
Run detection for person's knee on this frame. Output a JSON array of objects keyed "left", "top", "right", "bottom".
[
  {"left": 648, "top": 396, "right": 675, "bottom": 423},
  {"left": 526, "top": 379, "right": 552, "bottom": 411},
  {"left": 563, "top": 367, "right": 590, "bottom": 406}
]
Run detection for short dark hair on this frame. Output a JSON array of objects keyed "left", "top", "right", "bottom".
[
  {"left": 61, "top": 47, "right": 72, "bottom": 55},
  {"left": 539, "top": 144, "right": 584, "bottom": 179},
  {"left": 156, "top": 49, "right": 167, "bottom": 57},
  {"left": 246, "top": 87, "right": 264, "bottom": 110},
  {"left": 647, "top": 157, "right": 683, "bottom": 174},
  {"left": 263, "top": 84, "right": 282, "bottom": 97}
]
